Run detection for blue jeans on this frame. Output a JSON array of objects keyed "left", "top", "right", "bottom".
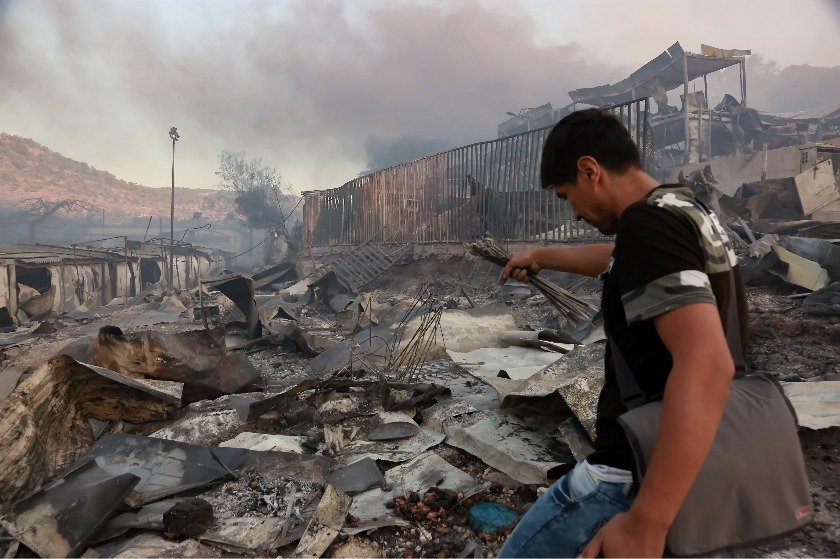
[{"left": 499, "top": 461, "right": 635, "bottom": 558}]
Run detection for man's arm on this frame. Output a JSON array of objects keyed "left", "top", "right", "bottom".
[
  {"left": 499, "top": 243, "right": 614, "bottom": 283},
  {"left": 581, "top": 302, "right": 735, "bottom": 558}
]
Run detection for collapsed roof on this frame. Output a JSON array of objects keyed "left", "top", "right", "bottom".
[{"left": 568, "top": 42, "right": 745, "bottom": 106}]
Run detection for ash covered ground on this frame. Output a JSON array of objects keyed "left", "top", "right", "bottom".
[{"left": 0, "top": 252, "right": 837, "bottom": 558}]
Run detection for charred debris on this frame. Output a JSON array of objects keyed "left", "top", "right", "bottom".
[{"left": 1, "top": 41, "right": 839, "bottom": 559}]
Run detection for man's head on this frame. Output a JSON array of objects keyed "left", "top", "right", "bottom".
[{"left": 540, "top": 108, "right": 643, "bottom": 234}]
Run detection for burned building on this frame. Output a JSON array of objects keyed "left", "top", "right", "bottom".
[
  {"left": 0, "top": 243, "right": 225, "bottom": 326},
  {"left": 303, "top": 41, "right": 839, "bottom": 259},
  {"left": 0, "top": 244, "right": 141, "bottom": 324}
]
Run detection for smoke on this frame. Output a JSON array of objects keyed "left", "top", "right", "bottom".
[
  {"left": 704, "top": 55, "right": 840, "bottom": 113},
  {"left": 363, "top": 135, "right": 453, "bottom": 173},
  {"left": 0, "top": 0, "right": 619, "bottom": 191},
  {"left": 1, "top": 0, "right": 837, "bottom": 194}
]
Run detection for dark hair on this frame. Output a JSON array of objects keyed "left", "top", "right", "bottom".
[{"left": 540, "top": 108, "right": 641, "bottom": 189}]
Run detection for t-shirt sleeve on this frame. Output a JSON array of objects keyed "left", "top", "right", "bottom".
[{"left": 616, "top": 204, "right": 716, "bottom": 325}]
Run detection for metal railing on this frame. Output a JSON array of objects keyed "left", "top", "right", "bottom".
[{"left": 303, "top": 98, "right": 650, "bottom": 248}]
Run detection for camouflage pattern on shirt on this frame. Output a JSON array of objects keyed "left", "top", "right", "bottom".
[
  {"left": 622, "top": 269, "right": 717, "bottom": 324},
  {"left": 621, "top": 186, "right": 736, "bottom": 324}
]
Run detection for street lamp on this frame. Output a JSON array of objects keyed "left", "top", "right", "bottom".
[{"left": 168, "top": 126, "right": 179, "bottom": 289}]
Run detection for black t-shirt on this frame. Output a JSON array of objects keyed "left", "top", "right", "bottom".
[{"left": 588, "top": 185, "right": 749, "bottom": 470}]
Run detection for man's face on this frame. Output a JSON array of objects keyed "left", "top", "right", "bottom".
[{"left": 552, "top": 170, "right": 618, "bottom": 235}]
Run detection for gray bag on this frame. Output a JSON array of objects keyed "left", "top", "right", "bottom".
[{"left": 611, "top": 205, "right": 813, "bottom": 556}]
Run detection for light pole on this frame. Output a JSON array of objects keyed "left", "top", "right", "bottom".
[{"left": 168, "top": 126, "right": 179, "bottom": 289}]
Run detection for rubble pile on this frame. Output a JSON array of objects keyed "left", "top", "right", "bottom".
[{"left": 0, "top": 185, "right": 838, "bottom": 558}]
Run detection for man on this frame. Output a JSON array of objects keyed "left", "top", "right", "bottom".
[{"left": 498, "top": 109, "right": 747, "bottom": 558}]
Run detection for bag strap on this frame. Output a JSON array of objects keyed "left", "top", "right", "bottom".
[
  {"left": 610, "top": 196, "right": 746, "bottom": 410},
  {"left": 692, "top": 198, "right": 747, "bottom": 376}
]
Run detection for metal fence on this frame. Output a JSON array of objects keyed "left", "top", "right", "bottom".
[{"left": 303, "top": 99, "right": 650, "bottom": 248}]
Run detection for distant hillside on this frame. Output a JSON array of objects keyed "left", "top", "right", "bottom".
[{"left": 0, "top": 132, "right": 236, "bottom": 220}]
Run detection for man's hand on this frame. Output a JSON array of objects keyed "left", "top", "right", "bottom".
[
  {"left": 498, "top": 244, "right": 615, "bottom": 283},
  {"left": 579, "top": 511, "right": 667, "bottom": 558},
  {"left": 499, "top": 250, "right": 541, "bottom": 284}
]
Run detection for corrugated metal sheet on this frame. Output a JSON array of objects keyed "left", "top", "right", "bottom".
[
  {"left": 303, "top": 100, "right": 650, "bottom": 248},
  {"left": 0, "top": 244, "right": 127, "bottom": 266},
  {"left": 568, "top": 42, "right": 741, "bottom": 107}
]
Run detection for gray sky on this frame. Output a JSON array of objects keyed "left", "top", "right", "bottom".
[{"left": 1, "top": 0, "right": 838, "bottom": 193}]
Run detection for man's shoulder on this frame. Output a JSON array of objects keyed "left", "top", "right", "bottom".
[
  {"left": 618, "top": 185, "right": 698, "bottom": 236},
  {"left": 620, "top": 184, "right": 738, "bottom": 275},
  {"left": 623, "top": 185, "right": 701, "bottom": 221}
]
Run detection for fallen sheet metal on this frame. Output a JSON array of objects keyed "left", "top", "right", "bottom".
[
  {"left": 803, "top": 282, "right": 840, "bottom": 316},
  {"left": 232, "top": 374, "right": 447, "bottom": 422},
  {"left": 81, "top": 532, "right": 222, "bottom": 558},
  {"left": 210, "top": 445, "right": 334, "bottom": 485},
  {"left": 80, "top": 362, "right": 184, "bottom": 404},
  {"left": 444, "top": 410, "right": 574, "bottom": 484},
  {"left": 94, "top": 498, "right": 179, "bottom": 542},
  {"left": 0, "top": 368, "right": 23, "bottom": 400},
  {"left": 76, "top": 326, "right": 263, "bottom": 402},
  {"left": 295, "top": 485, "right": 353, "bottom": 558},
  {"left": 112, "top": 296, "right": 187, "bottom": 329},
  {"left": 257, "top": 294, "right": 298, "bottom": 326},
  {"left": 347, "top": 451, "right": 486, "bottom": 532},
  {"left": 0, "top": 356, "right": 180, "bottom": 503},
  {"left": 203, "top": 274, "right": 262, "bottom": 339},
  {"left": 252, "top": 262, "right": 298, "bottom": 291},
  {"left": 414, "top": 359, "right": 499, "bottom": 434},
  {"left": 199, "top": 517, "right": 290, "bottom": 556},
  {"left": 68, "top": 434, "right": 234, "bottom": 507},
  {"left": 367, "top": 421, "right": 420, "bottom": 441},
  {"left": 338, "top": 293, "right": 381, "bottom": 331},
  {"left": 447, "top": 346, "right": 563, "bottom": 381},
  {"left": 0, "top": 459, "right": 140, "bottom": 558},
  {"left": 230, "top": 378, "right": 324, "bottom": 421},
  {"left": 0, "top": 323, "right": 39, "bottom": 347},
  {"left": 324, "top": 411, "right": 445, "bottom": 467},
  {"left": 769, "top": 245, "right": 831, "bottom": 291},
  {"left": 279, "top": 276, "right": 315, "bottom": 305},
  {"left": 326, "top": 457, "right": 385, "bottom": 495},
  {"left": 20, "top": 285, "right": 55, "bottom": 319},
  {"left": 310, "top": 305, "right": 520, "bottom": 379},
  {"left": 499, "top": 342, "right": 605, "bottom": 441},
  {"left": 558, "top": 417, "right": 595, "bottom": 461},
  {"left": 777, "top": 236, "right": 840, "bottom": 282},
  {"left": 782, "top": 381, "right": 840, "bottom": 430},
  {"left": 219, "top": 431, "right": 307, "bottom": 453},
  {"left": 498, "top": 330, "right": 576, "bottom": 353},
  {"left": 437, "top": 305, "right": 519, "bottom": 352},
  {"left": 795, "top": 158, "right": 839, "bottom": 217},
  {"left": 149, "top": 410, "right": 243, "bottom": 445}
]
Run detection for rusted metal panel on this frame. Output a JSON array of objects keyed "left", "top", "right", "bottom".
[{"left": 301, "top": 119, "right": 646, "bottom": 247}]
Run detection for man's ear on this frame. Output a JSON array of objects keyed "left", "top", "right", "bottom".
[{"left": 577, "top": 156, "right": 600, "bottom": 186}]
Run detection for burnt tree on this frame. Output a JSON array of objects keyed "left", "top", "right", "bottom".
[
  {"left": 216, "top": 151, "right": 295, "bottom": 260},
  {"left": 11, "top": 198, "right": 96, "bottom": 243}
]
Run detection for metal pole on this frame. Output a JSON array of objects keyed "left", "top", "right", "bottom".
[
  {"left": 198, "top": 280, "right": 210, "bottom": 331},
  {"left": 169, "top": 136, "right": 175, "bottom": 289},
  {"left": 683, "top": 53, "right": 690, "bottom": 164},
  {"left": 643, "top": 98, "right": 650, "bottom": 171},
  {"left": 124, "top": 236, "right": 129, "bottom": 297},
  {"left": 184, "top": 245, "right": 191, "bottom": 289},
  {"left": 704, "top": 74, "right": 711, "bottom": 160}
]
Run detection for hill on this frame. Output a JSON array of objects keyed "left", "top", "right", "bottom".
[{"left": 0, "top": 132, "right": 236, "bottom": 221}]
